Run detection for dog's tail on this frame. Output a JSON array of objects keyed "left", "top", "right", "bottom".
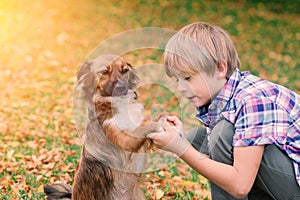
[{"left": 44, "top": 183, "right": 72, "bottom": 200}]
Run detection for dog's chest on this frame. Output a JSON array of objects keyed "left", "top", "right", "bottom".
[
  {"left": 112, "top": 172, "right": 145, "bottom": 200},
  {"left": 109, "top": 100, "right": 145, "bottom": 132}
]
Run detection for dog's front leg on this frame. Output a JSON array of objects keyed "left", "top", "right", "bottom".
[{"left": 130, "top": 119, "right": 165, "bottom": 138}]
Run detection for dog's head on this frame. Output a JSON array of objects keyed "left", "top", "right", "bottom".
[{"left": 77, "top": 55, "right": 139, "bottom": 102}]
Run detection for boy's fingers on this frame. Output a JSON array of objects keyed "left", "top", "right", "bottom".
[
  {"left": 147, "top": 132, "right": 159, "bottom": 139},
  {"left": 162, "top": 121, "right": 175, "bottom": 130},
  {"left": 166, "top": 115, "right": 181, "bottom": 126},
  {"left": 166, "top": 115, "right": 176, "bottom": 122}
]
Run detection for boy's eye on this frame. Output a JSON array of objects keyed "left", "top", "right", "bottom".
[{"left": 184, "top": 76, "right": 191, "bottom": 81}]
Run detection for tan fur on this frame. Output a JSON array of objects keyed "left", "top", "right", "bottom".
[{"left": 45, "top": 55, "right": 163, "bottom": 200}]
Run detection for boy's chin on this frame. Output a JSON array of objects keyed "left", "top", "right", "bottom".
[
  {"left": 189, "top": 98, "right": 209, "bottom": 108},
  {"left": 194, "top": 102, "right": 206, "bottom": 108},
  {"left": 189, "top": 98, "right": 201, "bottom": 107}
]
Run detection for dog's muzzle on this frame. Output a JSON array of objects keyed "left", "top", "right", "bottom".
[{"left": 112, "top": 79, "right": 129, "bottom": 96}]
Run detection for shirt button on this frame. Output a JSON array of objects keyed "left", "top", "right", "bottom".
[{"left": 210, "top": 104, "right": 216, "bottom": 110}]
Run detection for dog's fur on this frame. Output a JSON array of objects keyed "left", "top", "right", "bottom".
[{"left": 44, "top": 55, "right": 163, "bottom": 200}]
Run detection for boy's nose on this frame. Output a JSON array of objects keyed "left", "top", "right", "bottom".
[{"left": 177, "top": 81, "right": 187, "bottom": 93}]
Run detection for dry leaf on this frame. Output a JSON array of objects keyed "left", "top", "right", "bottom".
[{"left": 155, "top": 189, "right": 164, "bottom": 200}]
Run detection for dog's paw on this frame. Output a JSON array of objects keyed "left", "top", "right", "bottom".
[
  {"left": 157, "top": 118, "right": 166, "bottom": 130},
  {"left": 150, "top": 121, "right": 164, "bottom": 133},
  {"left": 152, "top": 112, "right": 169, "bottom": 122}
]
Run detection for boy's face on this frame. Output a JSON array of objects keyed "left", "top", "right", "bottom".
[{"left": 175, "top": 72, "right": 226, "bottom": 107}]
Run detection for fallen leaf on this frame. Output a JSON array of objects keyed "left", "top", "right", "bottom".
[{"left": 155, "top": 189, "right": 164, "bottom": 200}]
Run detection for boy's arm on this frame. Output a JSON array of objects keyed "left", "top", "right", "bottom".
[
  {"left": 180, "top": 144, "right": 264, "bottom": 199},
  {"left": 147, "top": 117, "right": 264, "bottom": 199}
]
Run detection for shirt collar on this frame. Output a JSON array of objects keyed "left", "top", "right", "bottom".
[{"left": 196, "top": 69, "right": 244, "bottom": 127}]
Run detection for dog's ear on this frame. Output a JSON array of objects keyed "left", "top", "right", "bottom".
[
  {"left": 77, "top": 60, "right": 96, "bottom": 102},
  {"left": 127, "top": 63, "right": 140, "bottom": 89},
  {"left": 77, "top": 60, "right": 92, "bottom": 81}
]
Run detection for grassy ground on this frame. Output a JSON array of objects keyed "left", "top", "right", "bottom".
[{"left": 0, "top": 0, "right": 299, "bottom": 199}]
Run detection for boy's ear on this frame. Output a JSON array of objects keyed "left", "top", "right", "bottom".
[{"left": 216, "top": 59, "right": 227, "bottom": 79}]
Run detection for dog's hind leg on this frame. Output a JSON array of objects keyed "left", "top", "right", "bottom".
[{"left": 44, "top": 183, "right": 72, "bottom": 200}]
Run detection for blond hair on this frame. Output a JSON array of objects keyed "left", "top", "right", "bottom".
[{"left": 164, "top": 22, "right": 240, "bottom": 78}]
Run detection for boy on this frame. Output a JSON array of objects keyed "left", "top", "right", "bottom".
[{"left": 148, "top": 22, "right": 300, "bottom": 199}]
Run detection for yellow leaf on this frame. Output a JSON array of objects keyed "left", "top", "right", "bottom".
[
  {"left": 158, "top": 171, "right": 165, "bottom": 177},
  {"left": 7, "top": 149, "right": 15, "bottom": 161},
  {"left": 38, "top": 185, "right": 44, "bottom": 193},
  {"left": 36, "top": 175, "right": 43, "bottom": 182},
  {"left": 198, "top": 175, "right": 208, "bottom": 183},
  {"left": 170, "top": 176, "right": 182, "bottom": 183},
  {"left": 14, "top": 153, "right": 24, "bottom": 158},
  {"left": 181, "top": 180, "right": 196, "bottom": 187},
  {"left": 155, "top": 189, "right": 164, "bottom": 200}
]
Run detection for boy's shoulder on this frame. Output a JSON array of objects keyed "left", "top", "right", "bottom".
[
  {"left": 232, "top": 71, "right": 300, "bottom": 112},
  {"left": 234, "top": 72, "right": 278, "bottom": 100}
]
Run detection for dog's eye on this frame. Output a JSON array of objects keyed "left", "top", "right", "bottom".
[
  {"left": 100, "top": 69, "right": 109, "bottom": 75},
  {"left": 133, "top": 91, "right": 138, "bottom": 100}
]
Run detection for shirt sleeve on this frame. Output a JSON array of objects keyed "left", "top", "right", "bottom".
[{"left": 232, "top": 97, "right": 290, "bottom": 147}]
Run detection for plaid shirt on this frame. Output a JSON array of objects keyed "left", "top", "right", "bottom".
[{"left": 196, "top": 69, "right": 300, "bottom": 187}]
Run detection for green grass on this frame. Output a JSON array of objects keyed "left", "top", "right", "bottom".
[{"left": 0, "top": 0, "right": 299, "bottom": 199}]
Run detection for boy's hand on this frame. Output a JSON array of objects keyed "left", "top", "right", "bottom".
[
  {"left": 165, "top": 115, "right": 184, "bottom": 136},
  {"left": 147, "top": 116, "right": 191, "bottom": 156}
]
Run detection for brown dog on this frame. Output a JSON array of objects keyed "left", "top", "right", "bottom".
[{"left": 44, "top": 55, "right": 164, "bottom": 200}]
